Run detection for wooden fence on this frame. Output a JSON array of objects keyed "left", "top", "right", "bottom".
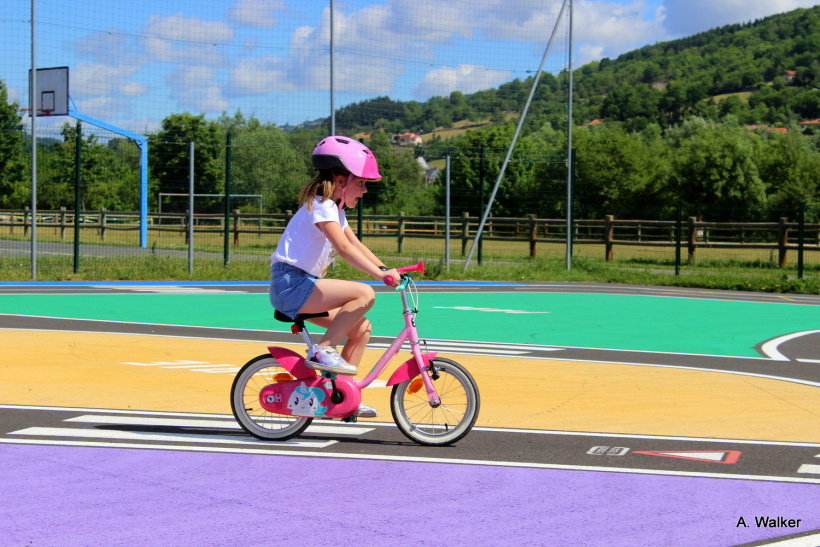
[{"left": 2, "top": 208, "right": 818, "bottom": 266}]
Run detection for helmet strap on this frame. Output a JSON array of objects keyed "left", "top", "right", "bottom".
[{"left": 337, "top": 173, "right": 354, "bottom": 210}]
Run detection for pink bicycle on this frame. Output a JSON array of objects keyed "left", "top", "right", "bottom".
[{"left": 230, "top": 261, "right": 480, "bottom": 446}]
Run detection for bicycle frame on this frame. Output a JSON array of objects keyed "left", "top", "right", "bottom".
[
  {"left": 358, "top": 280, "right": 441, "bottom": 406},
  {"left": 263, "top": 269, "right": 441, "bottom": 419}
]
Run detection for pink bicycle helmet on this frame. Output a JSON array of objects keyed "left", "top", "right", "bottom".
[{"left": 312, "top": 136, "right": 382, "bottom": 180}]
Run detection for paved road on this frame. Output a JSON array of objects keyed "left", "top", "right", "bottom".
[{"left": 2, "top": 281, "right": 820, "bottom": 546}]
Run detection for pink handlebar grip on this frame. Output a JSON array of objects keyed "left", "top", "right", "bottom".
[
  {"left": 382, "top": 260, "right": 424, "bottom": 286},
  {"left": 396, "top": 260, "right": 424, "bottom": 275}
]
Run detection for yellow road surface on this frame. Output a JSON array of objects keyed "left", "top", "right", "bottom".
[{"left": 3, "top": 329, "right": 820, "bottom": 443}]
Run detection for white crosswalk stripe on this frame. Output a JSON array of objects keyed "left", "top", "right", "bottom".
[
  {"left": 6, "top": 413, "right": 378, "bottom": 451},
  {"left": 368, "top": 339, "right": 564, "bottom": 357},
  {"left": 90, "top": 285, "right": 249, "bottom": 294}
]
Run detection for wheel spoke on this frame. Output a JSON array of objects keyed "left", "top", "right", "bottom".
[
  {"left": 231, "top": 356, "right": 311, "bottom": 441},
  {"left": 391, "top": 359, "right": 479, "bottom": 445}
]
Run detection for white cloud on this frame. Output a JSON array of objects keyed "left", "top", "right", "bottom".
[
  {"left": 143, "top": 14, "right": 233, "bottom": 65},
  {"left": 75, "top": 30, "right": 145, "bottom": 66},
  {"left": 168, "top": 66, "right": 230, "bottom": 113},
  {"left": 573, "top": 0, "right": 668, "bottom": 63},
  {"left": 259, "top": 5, "right": 403, "bottom": 94},
  {"left": 230, "top": 56, "right": 293, "bottom": 94},
  {"left": 413, "top": 64, "right": 512, "bottom": 99},
  {"left": 73, "top": 95, "right": 133, "bottom": 120},
  {"left": 176, "top": 84, "right": 230, "bottom": 113},
  {"left": 120, "top": 81, "right": 147, "bottom": 97},
  {"left": 71, "top": 62, "right": 141, "bottom": 98},
  {"left": 113, "top": 117, "right": 162, "bottom": 135},
  {"left": 385, "top": 0, "right": 476, "bottom": 43},
  {"left": 228, "top": 0, "right": 286, "bottom": 29},
  {"left": 663, "top": 0, "right": 820, "bottom": 36},
  {"left": 6, "top": 86, "right": 21, "bottom": 106}
]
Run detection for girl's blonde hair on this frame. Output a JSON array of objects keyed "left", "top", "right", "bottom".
[{"left": 298, "top": 168, "right": 346, "bottom": 211}]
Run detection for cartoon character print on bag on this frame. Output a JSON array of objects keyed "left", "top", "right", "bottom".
[
  {"left": 287, "top": 382, "right": 327, "bottom": 417},
  {"left": 321, "top": 246, "right": 339, "bottom": 278}
]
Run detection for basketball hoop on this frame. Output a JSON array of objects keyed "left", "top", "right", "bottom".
[{"left": 20, "top": 108, "right": 53, "bottom": 117}]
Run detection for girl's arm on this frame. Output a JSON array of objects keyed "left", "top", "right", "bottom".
[
  {"left": 343, "top": 225, "right": 384, "bottom": 268},
  {"left": 316, "top": 221, "right": 399, "bottom": 285}
]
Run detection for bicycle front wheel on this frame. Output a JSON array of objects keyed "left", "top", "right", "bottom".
[
  {"left": 231, "top": 354, "right": 312, "bottom": 441},
  {"left": 390, "top": 357, "right": 480, "bottom": 446}
]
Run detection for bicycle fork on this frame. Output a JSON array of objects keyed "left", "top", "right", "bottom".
[{"left": 400, "top": 289, "right": 441, "bottom": 407}]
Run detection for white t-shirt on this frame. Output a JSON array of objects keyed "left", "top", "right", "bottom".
[{"left": 271, "top": 197, "right": 348, "bottom": 278}]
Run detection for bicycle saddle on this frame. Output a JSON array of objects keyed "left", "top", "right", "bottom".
[{"left": 274, "top": 310, "right": 329, "bottom": 324}]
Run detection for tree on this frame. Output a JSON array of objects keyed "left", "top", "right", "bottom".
[
  {"left": 0, "top": 80, "right": 27, "bottom": 208},
  {"left": 756, "top": 126, "right": 820, "bottom": 214},
  {"left": 35, "top": 123, "right": 137, "bottom": 211},
  {"left": 217, "top": 113, "right": 305, "bottom": 214},
  {"left": 362, "top": 130, "right": 425, "bottom": 214},
  {"left": 600, "top": 84, "right": 663, "bottom": 127},
  {"left": 150, "top": 113, "right": 222, "bottom": 212},
  {"left": 570, "top": 124, "right": 669, "bottom": 219},
  {"left": 667, "top": 117, "right": 767, "bottom": 220},
  {"left": 436, "top": 124, "right": 538, "bottom": 217}
]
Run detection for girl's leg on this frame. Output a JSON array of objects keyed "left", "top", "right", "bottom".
[
  {"left": 307, "top": 311, "right": 371, "bottom": 366},
  {"left": 299, "top": 278, "right": 375, "bottom": 360},
  {"left": 301, "top": 279, "right": 378, "bottom": 417}
]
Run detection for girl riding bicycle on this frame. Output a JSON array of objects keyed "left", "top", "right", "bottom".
[{"left": 269, "top": 136, "right": 400, "bottom": 418}]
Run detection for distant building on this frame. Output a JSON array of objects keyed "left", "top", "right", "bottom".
[
  {"left": 424, "top": 167, "right": 441, "bottom": 185},
  {"left": 784, "top": 70, "right": 797, "bottom": 84},
  {"left": 392, "top": 132, "right": 423, "bottom": 145},
  {"left": 416, "top": 156, "right": 441, "bottom": 184},
  {"left": 746, "top": 125, "right": 788, "bottom": 134}
]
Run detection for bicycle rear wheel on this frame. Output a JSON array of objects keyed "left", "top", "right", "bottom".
[
  {"left": 390, "top": 357, "right": 480, "bottom": 446},
  {"left": 231, "top": 354, "right": 312, "bottom": 441}
]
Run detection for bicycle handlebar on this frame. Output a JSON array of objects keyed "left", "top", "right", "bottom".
[{"left": 383, "top": 260, "right": 424, "bottom": 286}]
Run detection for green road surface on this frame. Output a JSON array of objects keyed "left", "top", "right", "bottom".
[{"left": 1, "top": 291, "right": 818, "bottom": 358}]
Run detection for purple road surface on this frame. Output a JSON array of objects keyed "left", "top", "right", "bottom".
[{"left": 2, "top": 444, "right": 819, "bottom": 547}]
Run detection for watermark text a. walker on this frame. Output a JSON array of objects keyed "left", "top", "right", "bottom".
[{"left": 736, "top": 516, "right": 802, "bottom": 529}]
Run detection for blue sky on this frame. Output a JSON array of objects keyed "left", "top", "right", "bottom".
[{"left": 2, "top": 0, "right": 819, "bottom": 133}]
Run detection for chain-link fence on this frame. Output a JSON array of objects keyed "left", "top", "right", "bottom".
[{"left": 0, "top": 128, "right": 817, "bottom": 284}]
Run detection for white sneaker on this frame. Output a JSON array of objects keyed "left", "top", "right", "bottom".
[
  {"left": 305, "top": 346, "right": 357, "bottom": 376},
  {"left": 355, "top": 402, "right": 378, "bottom": 418}
]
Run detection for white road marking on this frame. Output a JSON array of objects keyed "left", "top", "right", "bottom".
[
  {"left": 63, "top": 414, "right": 375, "bottom": 436},
  {"left": 759, "top": 330, "right": 820, "bottom": 361},
  {"left": 3, "top": 405, "right": 820, "bottom": 484},
  {"left": 9, "top": 426, "right": 337, "bottom": 448}
]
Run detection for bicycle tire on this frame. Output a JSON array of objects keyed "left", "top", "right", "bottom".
[
  {"left": 390, "top": 357, "right": 480, "bottom": 446},
  {"left": 231, "top": 354, "right": 312, "bottom": 441}
]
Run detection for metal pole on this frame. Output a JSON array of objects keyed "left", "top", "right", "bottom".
[
  {"left": 138, "top": 140, "right": 148, "bottom": 247},
  {"left": 30, "top": 0, "right": 37, "bottom": 279},
  {"left": 188, "top": 141, "right": 194, "bottom": 275},
  {"left": 798, "top": 203, "right": 805, "bottom": 280},
  {"left": 478, "top": 144, "right": 485, "bottom": 265},
  {"left": 224, "top": 132, "right": 232, "bottom": 266},
  {"left": 330, "top": 0, "right": 335, "bottom": 135},
  {"left": 445, "top": 155, "right": 451, "bottom": 271},
  {"left": 74, "top": 121, "right": 81, "bottom": 273},
  {"left": 675, "top": 202, "right": 682, "bottom": 276},
  {"left": 463, "top": 0, "right": 569, "bottom": 270},
  {"left": 566, "top": 0, "right": 574, "bottom": 270}
]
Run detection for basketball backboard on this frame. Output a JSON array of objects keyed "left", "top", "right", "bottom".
[{"left": 28, "top": 66, "right": 69, "bottom": 116}]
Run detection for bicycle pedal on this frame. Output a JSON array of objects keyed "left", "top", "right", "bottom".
[
  {"left": 341, "top": 416, "right": 358, "bottom": 424},
  {"left": 321, "top": 371, "right": 338, "bottom": 379}
]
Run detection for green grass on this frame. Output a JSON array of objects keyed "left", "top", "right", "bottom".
[
  {"left": 3, "top": 254, "right": 819, "bottom": 295},
  {"left": 3, "top": 223, "right": 818, "bottom": 293}
]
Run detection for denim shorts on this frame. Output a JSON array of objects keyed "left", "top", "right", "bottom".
[{"left": 269, "top": 262, "right": 319, "bottom": 319}]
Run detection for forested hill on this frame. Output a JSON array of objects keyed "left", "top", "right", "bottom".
[{"left": 332, "top": 6, "right": 820, "bottom": 135}]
